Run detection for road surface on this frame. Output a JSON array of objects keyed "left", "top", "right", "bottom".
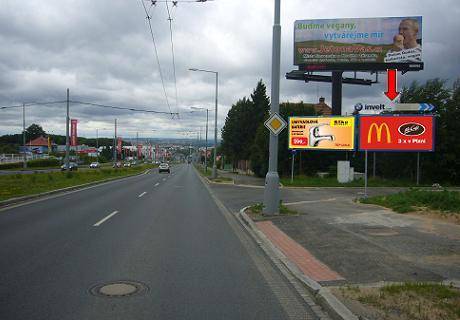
[{"left": 0, "top": 164, "right": 320, "bottom": 320}]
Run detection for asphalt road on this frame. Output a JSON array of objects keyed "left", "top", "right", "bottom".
[{"left": 0, "top": 164, "right": 318, "bottom": 320}]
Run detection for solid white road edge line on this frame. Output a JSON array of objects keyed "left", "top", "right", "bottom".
[{"left": 93, "top": 211, "right": 119, "bottom": 227}]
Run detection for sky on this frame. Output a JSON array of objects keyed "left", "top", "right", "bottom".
[{"left": 0, "top": 0, "right": 459, "bottom": 141}]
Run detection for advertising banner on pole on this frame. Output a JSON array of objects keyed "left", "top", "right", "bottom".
[
  {"left": 137, "top": 144, "right": 142, "bottom": 159},
  {"left": 359, "top": 115, "right": 434, "bottom": 151},
  {"left": 294, "top": 16, "right": 423, "bottom": 70},
  {"left": 289, "top": 116, "right": 355, "bottom": 150},
  {"left": 117, "top": 137, "right": 122, "bottom": 155},
  {"left": 70, "top": 119, "right": 78, "bottom": 146}
]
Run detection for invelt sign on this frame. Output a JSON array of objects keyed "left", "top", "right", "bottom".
[{"left": 354, "top": 103, "right": 392, "bottom": 114}]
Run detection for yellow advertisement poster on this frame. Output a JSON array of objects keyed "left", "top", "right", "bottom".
[{"left": 289, "top": 117, "right": 355, "bottom": 150}]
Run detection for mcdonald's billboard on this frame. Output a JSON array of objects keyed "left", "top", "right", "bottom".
[{"left": 359, "top": 115, "right": 434, "bottom": 151}]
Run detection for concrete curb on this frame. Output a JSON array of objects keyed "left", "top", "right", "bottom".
[
  {"left": 239, "top": 207, "right": 359, "bottom": 320},
  {"left": 0, "top": 168, "right": 151, "bottom": 209}
]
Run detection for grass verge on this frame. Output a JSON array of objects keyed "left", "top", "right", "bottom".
[
  {"left": 361, "top": 189, "right": 460, "bottom": 215},
  {"left": 281, "top": 175, "right": 424, "bottom": 188},
  {"left": 0, "top": 165, "right": 154, "bottom": 202},
  {"left": 337, "top": 282, "right": 460, "bottom": 320},
  {"left": 194, "top": 164, "right": 233, "bottom": 183},
  {"left": 246, "top": 201, "right": 297, "bottom": 219}
]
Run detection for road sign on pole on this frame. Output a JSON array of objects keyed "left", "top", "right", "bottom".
[
  {"left": 393, "top": 103, "right": 436, "bottom": 112},
  {"left": 264, "top": 112, "right": 287, "bottom": 136}
]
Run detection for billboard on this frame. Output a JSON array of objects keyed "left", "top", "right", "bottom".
[
  {"left": 289, "top": 116, "right": 355, "bottom": 150},
  {"left": 294, "top": 16, "right": 423, "bottom": 70},
  {"left": 359, "top": 115, "right": 434, "bottom": 151},
  {"left": 70, "top": 119, "right": 78, "bottom": 146}
]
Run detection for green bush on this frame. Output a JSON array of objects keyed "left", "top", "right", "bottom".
[
  {"left": 27, "top": 158, "right": 60, "bottom": 168},
  {"left": 0, "top": 162, "right": 22, "bottom": 170}
]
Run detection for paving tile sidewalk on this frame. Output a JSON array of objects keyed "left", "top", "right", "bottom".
[
  {"left": 209, "top": 183, "right": 460, "bottom": 286},
  {"left": 256, "top": 220, "right": 344, "bottom": 283}
]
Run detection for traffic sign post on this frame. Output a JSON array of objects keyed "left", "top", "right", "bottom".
[{"left": 291, "top": 149, "right": 296, "bottom": 183}]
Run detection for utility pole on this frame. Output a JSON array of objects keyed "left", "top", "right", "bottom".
[
  {"left": 96, "top": 129, "right": 99, "bottom": 149},
  {"left": 65, "top": 88, "right": 70, "bottom": 169},
  {"left": 113, "top": 119, "right": 117, "bottom": 165},
  {"left": 136, "top": 132, "right": 139, "bottom": 160},
  {"left": 212, "top": 72, "right": 218, "bottom": 179},
  {"left": 263, "top": 0, "right": 281, "bottom": 215},
  {"left": 205, "top": 108, "right": 208, "bottom": 172},
  {"left": 22, "top": 103, "right": 27, "bottom": 169}
]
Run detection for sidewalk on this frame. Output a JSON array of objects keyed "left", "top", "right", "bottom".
[{"left": 208, "top": 181, "right": 460, "bottom": 317}]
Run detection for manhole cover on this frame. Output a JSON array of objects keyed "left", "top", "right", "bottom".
[{"left": 90, "top": 280, "right": 148, "bottom": 298}]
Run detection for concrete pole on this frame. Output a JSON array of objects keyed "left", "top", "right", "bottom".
[
  {"left": 113, "top": 119, "right": 117, "bottom": 165},
  {"left": 263, "top": 0, "right": 281, "bottom": 215},
  {"left": 212, "top": 72, "right": 218, "bottom": 179},
  {"left": 136, "top": 132, "right": 139, "bottom": 160},
  {"left": 22, "top": 103, "right": 27, "bottom": 169},
  {"left": 65, "top": 89, "right": 70, "bottom": 169},
  {"left": 205, "top": 109, "right": 208, "bottom": 173}
]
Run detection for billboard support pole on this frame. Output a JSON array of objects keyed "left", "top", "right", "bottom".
[
  {"left": 416, "top": 152, "right": 420, "bottom": 185},
  {"left": 373, "top": 152, "right": 376, "bottom": 179},
  {"left": 263, "top": 0, "right": 281, "bottom": 215},
  {"left": 291, "top": 152, "right": 295, "bottom": 183},
  {"left": 364, "top": 150, "right": 368, "bottom": 198},
  {"left": 332, "top": 71, "right": 343, "bottom": 115}
]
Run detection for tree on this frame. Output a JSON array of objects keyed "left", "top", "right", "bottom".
[
  {"left": 221, "top": 80, "right": 271, "bottom": 170},
  {"left": 26, "top": 124, "right": 46, "bottom": 141}
]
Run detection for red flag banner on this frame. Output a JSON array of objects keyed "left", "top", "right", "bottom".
[
  {"left": 70, "top": 119, "right": 78, "bottom": 146},
  {"left": 117, "top": 137, "right": 122, "bottom": 155}
]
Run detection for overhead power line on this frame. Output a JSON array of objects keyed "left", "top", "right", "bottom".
[{"left": 70, "top": 100, "right": 179, "bottom": 116}]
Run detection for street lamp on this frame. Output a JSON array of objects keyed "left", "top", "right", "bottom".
[
  {"left": 189, "top": 68, "right": 219, "bottom": 179},
  {"left": 190, "top": 106, "right": 210, "bottom": 172}
]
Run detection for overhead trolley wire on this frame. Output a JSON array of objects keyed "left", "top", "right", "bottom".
[
  {"left": 139, "top": 0, "right": 173, "bottom": 116},
  {"left": 165, "top": 0, "right": 179, "bottom": 113}
]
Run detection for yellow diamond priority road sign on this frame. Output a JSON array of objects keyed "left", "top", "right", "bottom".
[{"left": 264, "top": 112, "right": 287, "bottom": 136}]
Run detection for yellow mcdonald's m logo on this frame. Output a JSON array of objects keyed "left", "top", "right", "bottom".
[{"left": 367, "top": 123, "right": 391, "bottom": 143}]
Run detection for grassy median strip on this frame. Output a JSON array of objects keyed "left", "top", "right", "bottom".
[
  {"left": 337, "top": 282, "right": 460, "bottom": 320},
  {"left": 0, "top": 165, "right": 154, "bottom": 202},
  {"left": 361, "top": 189, "right": 460, "bottom": 214}
]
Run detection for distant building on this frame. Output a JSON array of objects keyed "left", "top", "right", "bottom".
[
  {"left": 313, "top": 97, "right": 332, "bottom": 115},
  {"left": 19, "top": 136, "right": 56, "bottom": 154}
]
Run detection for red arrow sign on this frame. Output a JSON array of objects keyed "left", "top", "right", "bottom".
[{"left": 384, "top": 69, "right": 400, "bottom": 101}]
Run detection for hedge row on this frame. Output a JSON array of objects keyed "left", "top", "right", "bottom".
[{"left": 0, "top": 158, "right": 61, "bottom": 170}]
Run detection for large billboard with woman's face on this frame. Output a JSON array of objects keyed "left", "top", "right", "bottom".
[{"left": 294, "top": 16, "right": 423, "bottom": 71}]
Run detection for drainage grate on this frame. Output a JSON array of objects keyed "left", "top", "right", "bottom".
[{"left": 90, "top": 280, "right": 148, "bottom": 298}]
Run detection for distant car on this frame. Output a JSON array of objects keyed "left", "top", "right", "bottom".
[
  {"left": 89, "top": 162, "right": 100, "bottom": 168},
  {"left": 123, "top": 162, "right": 131, "bottom": 167},
  {"left": 113, "top": 162, "right": 122, "bottom": 168},
  {"left": 61, "top": 162, "right": 78, "bottom": 171},
  {"left": 158, "top": 162, "right": 170, "bottom": 173}
]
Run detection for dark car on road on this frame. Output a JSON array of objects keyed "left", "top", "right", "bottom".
[{"left": 61, "top": 162, "right": 78, "bottom": 171}]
